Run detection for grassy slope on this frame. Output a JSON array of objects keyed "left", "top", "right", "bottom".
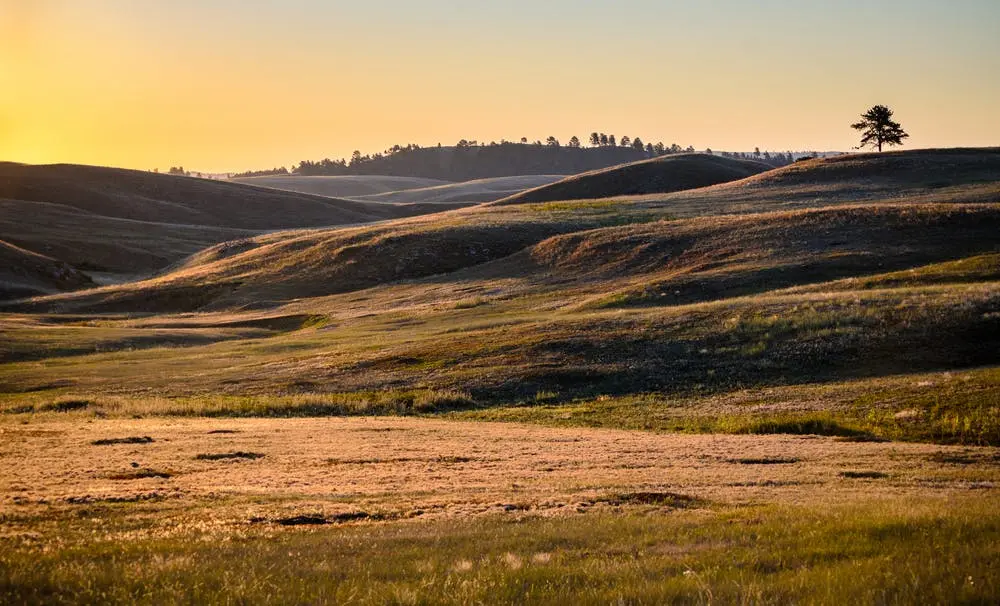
[
  {"left": 0, "top": 198, "right": 256, "bottom": 276},
  {"left": 494, "top": 153, "right": 770, "bottom": 205}
]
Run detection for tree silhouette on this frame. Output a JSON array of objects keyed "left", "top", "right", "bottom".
[
  {"left": 600, "top": 133, "right": 608, "bottom": 146},
  {"left": 608, "top": 134, "right": 616, "bottom": 147},
  {"left": 568, "top": 136, "right": 581, "bottom": 148},
  {"left": 545, "top": 136, "right": 560, "bottom": 147},
  {"left": 852, "top": 104, "right": 909, "bottom": 152},
  {"left": 632, "top": 137, "right": 644, "bottom": 151},
  {"left": 620, "top": 136, "right": 631, "bottom": 148},
  {"left": 589, "top": 132, "right": 600, "bottom": 147}
]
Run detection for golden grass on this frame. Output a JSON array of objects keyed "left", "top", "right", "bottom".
[{"left": 1, "top": 416, "right": 998, "bottom": 604}]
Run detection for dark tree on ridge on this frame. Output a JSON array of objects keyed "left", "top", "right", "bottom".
[{"left": 852, "top": 105, "right": 909, "bottom": 152}]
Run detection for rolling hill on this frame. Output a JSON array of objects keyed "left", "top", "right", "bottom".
[
  {"left": 494, "top": 153, "right": 770, "bottom": 205},
  {"left": 13, "top": 149, "right": 1000, "bottom": 315},
  {"left": 4, "top": 149, "right": 1000, "bottom": 425}
]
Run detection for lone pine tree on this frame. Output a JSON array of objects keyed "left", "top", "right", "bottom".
[{"left": 852, "top": 105, "right": 909, "bottom": 152}]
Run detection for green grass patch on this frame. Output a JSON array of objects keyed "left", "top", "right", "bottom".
[{"left": 1, "top": 499, "right": 997, "bottom": 604}]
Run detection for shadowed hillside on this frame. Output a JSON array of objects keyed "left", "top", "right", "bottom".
[
  {"left": 494, "top": 154, "right": 769, "bottom": 205},
  {"left": 0, "top": 240, "right": 94, "bottom": 299}
]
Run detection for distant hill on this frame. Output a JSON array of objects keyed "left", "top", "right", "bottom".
[
  {"left": 0, "top": 163, "right": 451, "bottom": 230},
  {"left": 353, "top": 175, "right": 566, "bottom": 205},
  {"left": 494, "top": 154, "right": 770, "bottom": 205},
  {"left": 232, "top": 175, "right": 450, "bottom": 198},
  {"left": 0, "top": 163, "right": 469, "bottom": 296},
  {"left": 296, "top": 145, "right": 652, "bottom": 181}
]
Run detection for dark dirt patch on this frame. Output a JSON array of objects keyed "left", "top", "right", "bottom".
[
  {"left": 260, "top": 512, "right": 375, "bottom": 526},
  {"left": 195, "top": 451, "right": 265, "bottom": 461},
  {"left": 727, "top": 457, "right": 800, "bottom": 465},
  {"left": 274, "top": 515, "right": 330, "bottom": 526},
  {"left": 206, "top": 429, "right": 240, "bottom": 434},
  {"left": 839, "top": 470, "right": 889, "bottom": 479},
  {"left": 91, "top": 436, "right": 154, "bottom": 446}
]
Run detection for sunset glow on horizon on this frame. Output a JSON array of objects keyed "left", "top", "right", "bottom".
[{"left": 2, "top": 0, "right": 998, "bottom": 173}]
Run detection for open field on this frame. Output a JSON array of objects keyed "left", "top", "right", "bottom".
[
  {"left": 2, "top": 149, "right": 1000, "bottom": 602},
  {"left": 1, "top": 416, "right": 998, "bottom": 604}
]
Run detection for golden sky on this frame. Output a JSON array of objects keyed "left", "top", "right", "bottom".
[{"left": 2, "top": 0, "right": 998, "bottom": 172}]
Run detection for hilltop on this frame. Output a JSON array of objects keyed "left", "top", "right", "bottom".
[
  {"left": 494, "top": 154, "right": 769, "bottom": 205},
  {"left": 642, "top": 147, "right": 1000, "bottom": 217}
]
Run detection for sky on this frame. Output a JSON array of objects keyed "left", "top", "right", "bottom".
[{"left": 1, "top": 0, "right": 998, "bottom": 172}]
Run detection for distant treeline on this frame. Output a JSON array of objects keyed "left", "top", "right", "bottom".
[
  {"left": 230, "top": 166, "right": 290, "bottom": 179},
  {"left": 231, "top": 136, "right": 811, "bottom": 181}
]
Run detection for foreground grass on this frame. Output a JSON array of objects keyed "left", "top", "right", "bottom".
[{"left": 1, "top": 498, "right": 997, "bottom": 605}]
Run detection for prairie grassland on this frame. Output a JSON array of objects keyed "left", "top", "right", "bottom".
[{"left": 3, "top": 150, "right": 1000, "bottom": 603}]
